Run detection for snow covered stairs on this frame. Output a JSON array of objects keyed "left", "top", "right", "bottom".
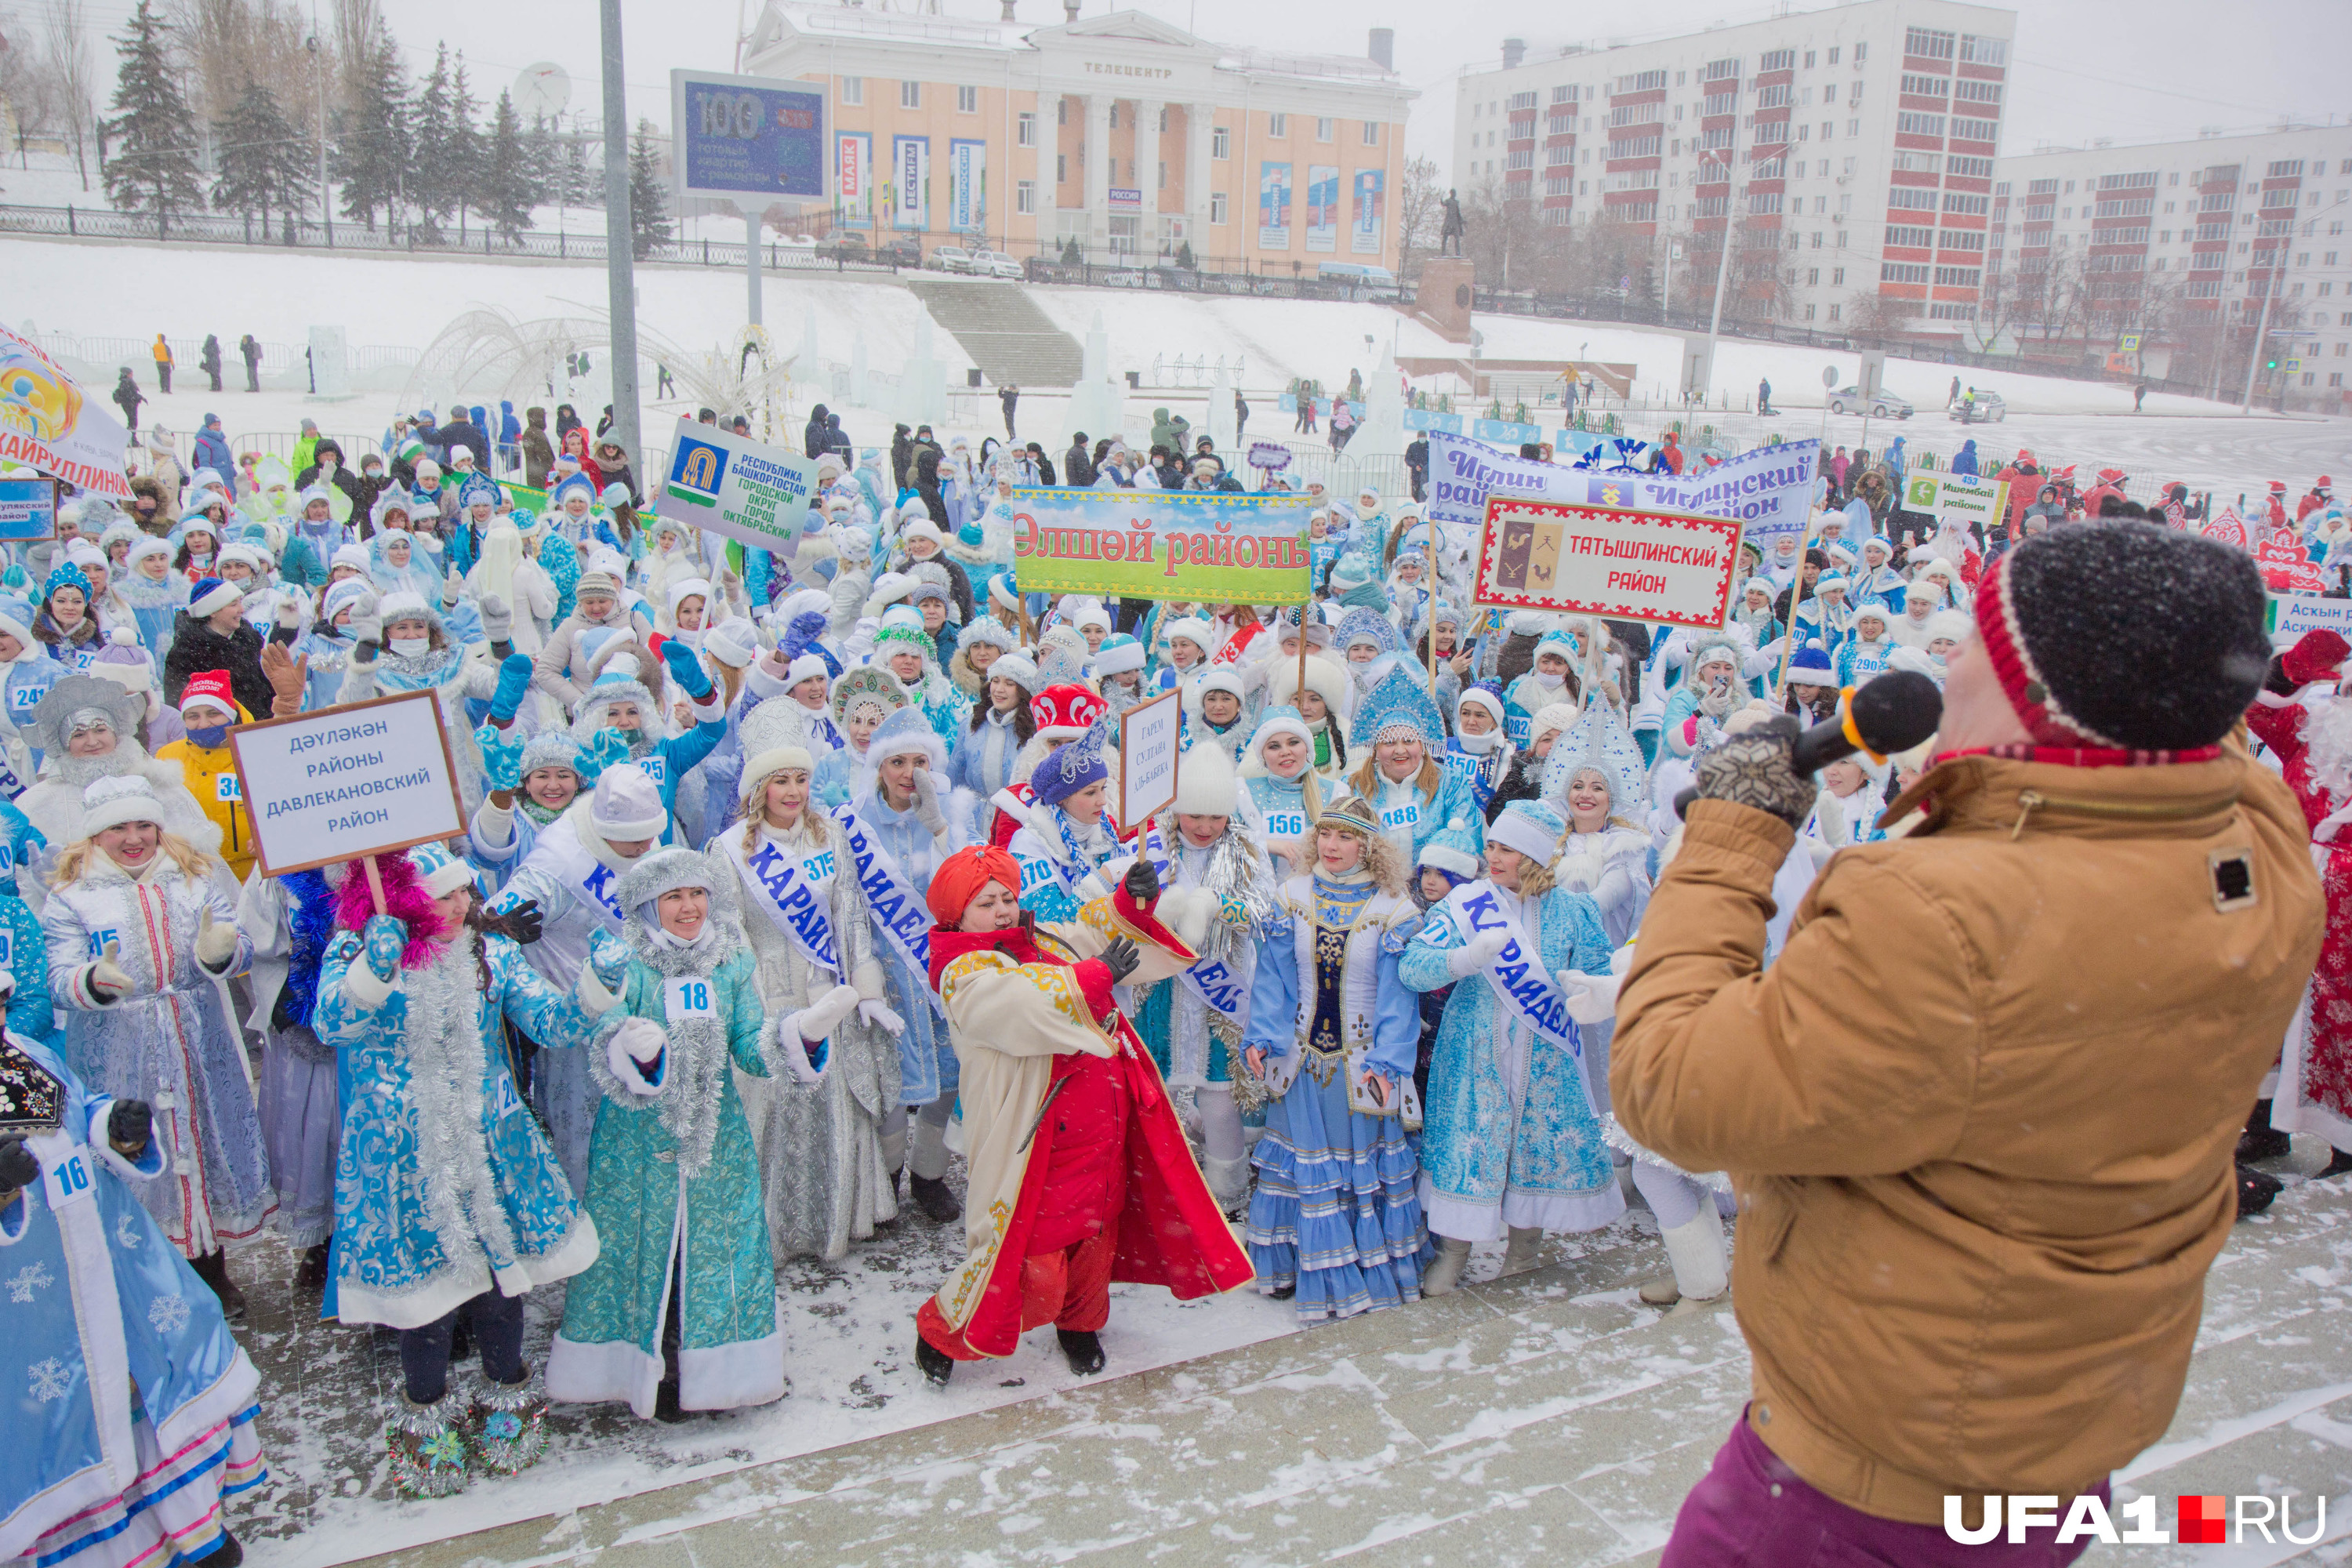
[
  {"left": 902, "top": 278, "right": 1083, "bottom": 390},
  {"left": 343, "top": 1179, "right": 2352, "bottom": 1568}
]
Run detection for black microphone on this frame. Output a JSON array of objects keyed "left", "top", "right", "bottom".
[{"left": 1673, "top": 670, "right": 1944, "bottom": 817}]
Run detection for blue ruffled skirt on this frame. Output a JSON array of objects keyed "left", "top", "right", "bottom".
[{"left": 1243, "top": 1057, "right": 1425, "bottom": 1322}]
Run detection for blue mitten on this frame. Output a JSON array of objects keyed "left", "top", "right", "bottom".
[
  {"left": 782, "top": 610, "right": 829, "bottom": 660},
  {"left": 661, "top": 637, "right": 714, "bottom": 701},
  {"left": 586, "top": 927, "right": 630, "bottom": 991},
  {"left": 475, "top": 722, "right": 524, "bottom": 791},
  {"left": 577, "top": 726, "right": 631, "bottom": 784},
  {"left": 489, "top": 652, "right": 534, "bottom": 724},
  {"left": 361, "top": 914, "right": 407, "bottom": 979}
]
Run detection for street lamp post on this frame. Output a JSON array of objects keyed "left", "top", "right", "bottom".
[{"left": 598, "top": 0, "right": 642, "bottom": 470}]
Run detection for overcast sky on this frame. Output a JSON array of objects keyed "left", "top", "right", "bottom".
[{"left": 69, "top": 0, "right": 2351, "bottom": 166}]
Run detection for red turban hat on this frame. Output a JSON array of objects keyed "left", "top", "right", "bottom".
[{"left": 927, "top": 844, "right": 1023, "bottom": 928}]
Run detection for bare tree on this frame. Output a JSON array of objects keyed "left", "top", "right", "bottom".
[
  {"left": 1846, "top": 289, "right": 1923, "bottom": 339},
  {"left": 40, "top": 0, "right": 92, "bottom": 187},
  {"left": 1462, "top": 172, "right": 1541, "bottom": 292},
  {"left": 1395, "top": 154, "right": 1443, "bottom": 281}
]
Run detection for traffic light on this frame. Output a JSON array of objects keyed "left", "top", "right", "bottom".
[{"left": 2266, "top": 356, "right": 2281, "bottom": 371}]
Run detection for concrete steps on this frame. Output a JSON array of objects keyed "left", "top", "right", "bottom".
[{"left": 903, "top": 277, "right": 1083, "bottom": 390}]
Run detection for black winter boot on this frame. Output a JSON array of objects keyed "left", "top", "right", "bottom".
[
  {"left": 1057, "top": 1329, "right": 1106, "bottom": 1375},
  {"left": 2238, "top": 1100, "right": 2293, "bottom": 1163},
  {"left": 2236, "top": 1162, "right": 2285, "bottom": 1219},
  {"left": 915, "top": 1334, "right": 955, "bottom": 1388},
  {"left": 186, "top": 1251, "right": 245, "bottom": 1320},
  {"left": 908, "top": 1174, "right": 961, "bottom": 1223}
]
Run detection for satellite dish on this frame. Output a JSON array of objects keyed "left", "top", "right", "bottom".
[{"left": 514, "top": 62, "right": 571, "bottom": 122}]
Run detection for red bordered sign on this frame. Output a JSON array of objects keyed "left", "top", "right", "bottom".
[{"left": 1471, "top": 492, "right": 1743, "bottom": 630}]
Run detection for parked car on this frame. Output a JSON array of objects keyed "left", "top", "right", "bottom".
[
  {"left": 819, "top": 233, "right": 869, "bottom": 263},
  {"left": 1949, "top": 390, "right": 2008, "bottom": 423},
  {"left": 966, "top": 249, "right": 1023, "bottom": 280},
  {"left": 925, "top": 245, "right": 975, "bottom": 274},
  {"left": 876, "top": 237, "right": 921, "bottom": 267},
  {"left": 1827, "top": 386, "right": 1914, "bottom": 419}
]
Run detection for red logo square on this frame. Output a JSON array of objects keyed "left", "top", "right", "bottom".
[{"left": 2177, "top": 1494, "right": 2228, "bottom": 1544}]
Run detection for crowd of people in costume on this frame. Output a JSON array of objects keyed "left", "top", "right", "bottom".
[{"left": 5, "top": 401, "right": 2348, "bottom": 1568}]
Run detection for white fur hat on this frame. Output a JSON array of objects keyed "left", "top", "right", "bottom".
[
  {"left": 785, "top": 652, "right": 830, "bottom": 688},
  {"left": 901, "top": 517, "right": 946, "bottom": 548},
  {"left": 1092, "top": 636, "right": 1146, "bottom": 677},
  {"left": 82, "top": 774, "right": 164, "bottom": 835},
  {"left": 376, "top": 589, "right": 433, "bottom": 628},
  {"left": 989, "top": 652, "right": 1040, "bottom": 692},
  {"left": 589, "top": 765, "right": 668, "bottom": 842},
  {"left": 702, "top": 616, "right": 760, "bottom": 670},
  {"left": 1173, "top": 736, "right": 1240, "bottom": 816}
]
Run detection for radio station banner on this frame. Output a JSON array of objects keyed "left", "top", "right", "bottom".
[
  {"left": 1352, "top": 169, "right": 1385, "bottom": 255},
  {"left": 1258, "top": 161, "right": 1291, "bottom": 250},
  {"left": 656, "top": 416, "right": 817, "bottom": 557},
  {"left": 1008, "top": 488, "right": 1313, "bottom": 604},
  {"left": 1903, "top": 471, "right": 2009, "bottom": 539},
  {"left": 670, "top": 70, "right": 826, "bottom": 202},
  {"left": 229, "top": 691, "right": 466, "bottom": 877},
  {"left": 892, "top": 136, "right": 928, "bottom": 230},
  {"left": 1305, "top": 165, "right": 1339, "bottom": 253},
  {"left": 1473, "top": 495, "right": 1742, "bottom": 630},
  {"left": 837, "top": 132, "right": 873, "bottom": 227},
  {"left": 1427, "top": 430, "right": 1817, "bottom": 547},
  {"left": 0, "top": 323, "right": 131, "bottom": 499},
  {"left": 949, "top": 138, "right": 985, "bottom": 233}
]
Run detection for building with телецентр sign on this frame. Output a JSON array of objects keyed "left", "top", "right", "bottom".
[{"left": 740, "top": 2, "right": 1414, "bottom": 270}]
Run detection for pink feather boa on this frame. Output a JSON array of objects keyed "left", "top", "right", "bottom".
[{"left": 332, "top": 851, "right": 454, "bottom": 971}]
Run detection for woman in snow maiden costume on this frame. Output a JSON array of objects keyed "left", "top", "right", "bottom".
[
  {"left": 1441, "top": 683, "right": 1515, "bottom": 814},
  {"left": 547, "top": 849, "right": 789, "bottom": 1423},
  {"left": 1241, "top": 705, "right": 1348, "bottom": 877},
  {"left": 1400, "top": 798, "right": 1621, "bottom": 1297},
  {"left": 913, "top": 847, "right": 1252, "bottom": 1385},
  {"left": 236, "top": 862, "right": 347, "bottom": 1290},
  {"left": 0, "top": 1028, "right": 265, "bottom": 1568},
  {"left": 44, "top": 775, "right": 267, "bottom": 1317},
  {"left": 849, "top": 703, "right": 968, "bottom": 1222},
  {"left": 313, "top": 843, "right": 620, "bottom": 1497},
  {"left": 1128, "top": 743, "right": 1274, "bottom": 1213},
  {"left": 1008, "top": 720, "right": 1129, "bottom": 926},
  {"left": 1348, "top": 663, "right": 1484, "bottom": 869},
  {"left": 1240, "top": 794, "right": 1428, "bottom": 1320},
  {"left": 710, "top": 702, "right": 903, "bottom": 1261},
  {"left": 1541, "top": 702, "right": 1655, "bottom": 949}
]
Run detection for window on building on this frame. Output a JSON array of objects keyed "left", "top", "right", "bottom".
[
  {"left": 1017, "top": 112, "right": 1036, "bottom": 147},
  {"left": 1015, "top": 180, "right": 1036, "bottom": 215},
  {"left": 1805, "top": 50, "right": 1817, "bottom": 68},
  {"left": 1210, "top": 191, "right": 1227, "bottom": 224},
  {"left": 1057, "top": 98, "right": 1068, "bottom": 125},
  {"left": 1316, "top": 117, "right": 1334, "bottom": 141},
  {"left": 1109, "top": 103, "right": 1120, "bottom": 129},
  {"left": 1848, "top": 118, "right": 1860, "bottom": 136},
  {"left": 1854, "top": 42, "right": 1867, "bottom": 61},
  {"left": 1212, "top": 125, "right": 1229, "bottom": 158},
  {"left": 840, "top": 75, "right": 863, "bottom": 106},
  {"left": 1269, "top": 112, "right": 1287, "bottom": 137},
  {"left": 1829, "top": 302, "right": 1842, "bottom": 319},
  {"left": 1812, "top": 230, "right": 1824, "bottom": 247},
  {"left": 1828, "top": 46, "right": 1841, "bottom": 64},
  {"left": 1158, "top": 106, "right": 1169, "bottom": 132},
  {"left": 1057, "top": 154, "right": 1066, "bottom": 184},
  {"left": 901, "top": 81, "right": 920, "bottom": 109},
  {"left": 1363, "top": 121, "right": 1379, "bottom": 146},
  {"left": 956, "top": 84, "right": 978, "bottom": 114},
  {"left": 1158, "top": 160, "right": 1167, "bottom": 190}
]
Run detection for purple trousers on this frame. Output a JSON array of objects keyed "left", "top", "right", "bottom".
[{"left": 1662, "top": 1414, "right": 2103, "bottom": 1567}]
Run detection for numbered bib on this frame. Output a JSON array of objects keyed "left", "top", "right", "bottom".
[
  {"left": 489, "top": 1074, "right": 524, "bottom": 1121},
  {"left": 1262, "top": 811, "right": 1306, "bottom": 840},
  {"left": 636, "top": 755, "right": 667, "bottom": 786},
  {"left": 664, "top": 977, "right": 715, "bottom": 1022},
  {"left": 86, "top": 928, "right": 118, "bottom": 960},
  {"left": 801, "top": 848, "right": 837, "bottom": 886},
  {"left": 1380, "top": 799, "right": 1421, "bottom": 834},
  {"left": 215, "top": 773, "right": 242, "bottom": 803},
  {"left": 42, "top": 1146, "right": 95, "bottom": 1210}
]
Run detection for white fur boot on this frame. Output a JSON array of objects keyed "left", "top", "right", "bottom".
[
  {"left": 1500, "top": 1225, "right": 1545, "bottom": 1276},
  {"left": 1659, "top": 1207, "right": 1729, "bottom": 1314},
  {"left": 1203, "top": 1154, "right": 1252, "bottom": 1214},
  {"left": 1421, "top": 1236, "right": 1472, "bottom": 1297}
]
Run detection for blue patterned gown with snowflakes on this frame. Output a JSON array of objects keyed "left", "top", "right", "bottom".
[
  {"left": 1242, "top": 869, "right": 1426, "bottom": 1322},
  {"left": 312, "top": 929, "right": 615, "bottom": 1330},
  {"left": 0, "top": 1037, "right": 264, "bottom": 1568},
  {"left": 1400, "top": 884, "right": 1624, "bottom": 1243}
]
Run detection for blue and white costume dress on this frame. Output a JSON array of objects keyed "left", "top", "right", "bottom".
[{"left": 1241, "top": 813, "right": 1425, "bottom": 1321}]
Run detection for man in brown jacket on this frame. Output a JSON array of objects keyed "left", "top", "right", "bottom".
[{"left": 1614, "top": 521, "right": 2321, "bottom": 1563}]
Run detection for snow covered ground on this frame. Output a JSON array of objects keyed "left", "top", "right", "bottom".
[{"left": 9, "top": 230, "right": 2338, "bottom": 505}]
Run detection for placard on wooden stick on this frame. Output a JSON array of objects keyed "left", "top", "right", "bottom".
[
  {"left": 1117, "top": 689, "right": 1182, "bottom": 833},
  {"left": 227, "top": 689, "right": 466, "bottom": 877},
  {"left": 1472, "top": 492, "right": 1742, "bottom": 630}
]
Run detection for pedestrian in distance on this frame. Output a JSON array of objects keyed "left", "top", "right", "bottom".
[
  {"left": 999, "top": 384, "right": 1018, "bottom": 440},
  {"left": 151, "top": 333, "right": 173, "bottom": 394},
  {"left": 239, "top": 333, "right": 263, "bottom": 392}
]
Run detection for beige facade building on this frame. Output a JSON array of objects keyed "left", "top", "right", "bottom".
[{"left": 741, "top": 3, "right": 1414, "bottom": 271}]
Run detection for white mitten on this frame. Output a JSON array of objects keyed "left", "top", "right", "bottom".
[
  {"left": 794, "top": 982, "right": 861, "bottom": 1043},
  {"left": 84, "top": 939, "right": 133, "bottom": 1003},
  {"left": 194, "top": 906, "right": 239, "bottom": 974},
  {"left": 855, "top": 996, "right": 906, "bottom": 1033},
  {"left": 1556, "top": 967, "right": 1624, "bottom": 1025},
  {"left": 851, "top": 959, "right": 887, "bottom": 1001},
  {"left": 772, "top": 1013, "right": 828, "bottom": 1083},
  {"left": 912, "top": 769, "right": 949, "bottom": 837},
  {"left": 1446, "top": 927, "right": 1512, "bottom": 981},
  {"left": 604, "top": 1017, "right": 667, "bottom": 1097}
]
